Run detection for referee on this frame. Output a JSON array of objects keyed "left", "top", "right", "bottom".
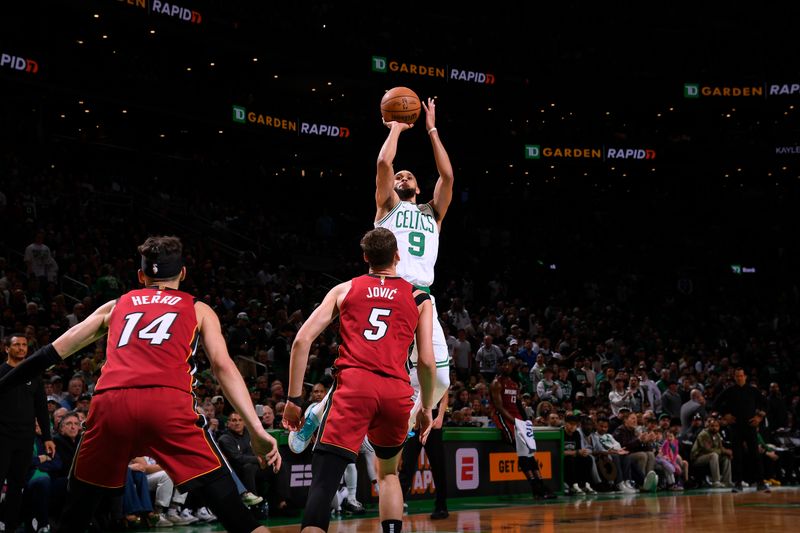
[
  {"left": 714, "top": 368, "right": 770, "bottom": 492},
  {"left": 0, "top": 334, "right": 55, "bottom": 531}
]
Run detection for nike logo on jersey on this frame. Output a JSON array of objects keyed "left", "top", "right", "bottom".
[{"left": 367, "top": 286, "right": 398, "bottom": 300}]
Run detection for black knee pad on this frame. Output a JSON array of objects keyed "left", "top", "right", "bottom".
[{"left": 197, "top": 474, "right": 260, "bottom": 533}]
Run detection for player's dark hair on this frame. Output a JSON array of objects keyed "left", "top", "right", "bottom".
[
  {"left": 138, "top": 235, "right": 183, "bottom": 279},
  {"left": 360, "top": 228, "right": 397, "bottom": 269}
]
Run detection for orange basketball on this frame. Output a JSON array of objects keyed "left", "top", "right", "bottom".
[{"left": 380, "top": 87, "right": 421, "bottom": 124}]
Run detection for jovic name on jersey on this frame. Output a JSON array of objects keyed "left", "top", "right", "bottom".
[{"left": 376, "top": 201, "right": 439, "bottom": 288}]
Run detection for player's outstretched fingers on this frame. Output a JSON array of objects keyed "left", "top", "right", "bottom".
[
  {"left": 420, "top": 428, "right": 432, "bottom": 445},
  {"left": 266, "top": 447, "right": 282, "bottom": 473}
]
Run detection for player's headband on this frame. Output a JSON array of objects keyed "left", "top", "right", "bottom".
[{"left": 141, "top": 253, "right": 183, "bottom": 279}]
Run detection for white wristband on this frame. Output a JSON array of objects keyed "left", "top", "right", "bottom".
[{"left": 427, "top": 127, "right": 437, "bottom": 135}]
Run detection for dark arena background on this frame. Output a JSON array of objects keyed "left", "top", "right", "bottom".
[{"left": 1, "top": 1, "right": 800, "bottom": 532}]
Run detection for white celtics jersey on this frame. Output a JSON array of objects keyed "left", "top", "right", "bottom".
[{"left": 375, "top": 201, "right": 439, "bottom": 288}]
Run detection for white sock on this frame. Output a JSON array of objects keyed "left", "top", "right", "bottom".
[{"left": 344, "top": 463, "right": 358, "bottom": 500}]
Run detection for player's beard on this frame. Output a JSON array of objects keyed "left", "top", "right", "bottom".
[{"left": 395, "top": 187, "right": 415, "bottom": 200}]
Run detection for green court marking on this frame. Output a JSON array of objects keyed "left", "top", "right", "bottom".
[{"left": 736, "top": 502, "right": 800, "bottom": 508}]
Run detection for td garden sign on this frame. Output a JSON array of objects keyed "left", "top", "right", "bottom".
[
  {"left": 524, "top": 145, "right": 656, "bottom": 161},
  {"left": 371, "top": 55, "right": 495, "bottom": 85},
  {"left": 232, "top": 105, "right": 350, "bottom": 139},
  {"left": 684, "top": 82, "right": 800, "bottom": 97}
]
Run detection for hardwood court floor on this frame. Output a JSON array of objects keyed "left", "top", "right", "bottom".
[{"left": 266, "top": 487, "right": 800, "bottom": 533}]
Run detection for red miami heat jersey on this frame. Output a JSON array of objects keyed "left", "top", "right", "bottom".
[
  {"left": 335, "top": 274, "right": 420, "bottom": 382},
  {"left": 494, "top": 375, "right": 522, "bottom": 421},
  {"left": 95, "top": 288, "right": 199, "bottom": 393}
]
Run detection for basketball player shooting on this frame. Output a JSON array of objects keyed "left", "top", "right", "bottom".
[{"left": 288, "top": 97, "right": 454, "bottom": 453}]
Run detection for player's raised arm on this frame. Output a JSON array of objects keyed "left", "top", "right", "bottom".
[
  {"left": 0, "top": 300, "right": 116, "bottom": 390},
  {"left": 283, "top": 281, "right": 349, "bottom": 431},
  {"left": 424, "top": 98, "right": 454, "bottom": 225},
  {"left": 195, "top": 301, "right": 281, "bottom": 472},
  {"left": 376, "top": 122, "right": 412, "bottom": 222}
]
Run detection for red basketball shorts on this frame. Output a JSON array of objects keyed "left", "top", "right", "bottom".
[
  {"left": 315, "top": 367, "right": 414, "bottom": 461},
  {"left": 73, "top": 387, "right": 226, "bottom": 489}
]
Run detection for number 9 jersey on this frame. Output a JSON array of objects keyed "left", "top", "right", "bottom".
[
  {"left": 375, "top": 201, "right": 439, "bottom": 288},
  {"left": 95, "top": 287, "right": 200, "bottom": 393}
]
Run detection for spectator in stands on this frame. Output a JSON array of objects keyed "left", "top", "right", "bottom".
[
  {"left": 757, "top": 429, "right": 795, "bottom": 486},
  {"left": 452, "top": 329, "right": 472, "bottom": 384},
  {"left": 49, "top": 375, "right": 65, "bottom": 400},
  {"left": 24, "top": 230, "right": 58, "bottom": 283},
  {"left": 680, "top": 389, "right": 707, "bottom": 434},
  {"left": 637, "top": 364, "right": 661, "bottom": 413},
  {"left": 690, "top": 417, "right": 732, "bottom": 488},
  {"left": 261, "top": 404, "right": 276, "bottom": 430},
  {"left": 211, "top": 395, "right": 228, "bottom": 426},
  {"left": 590, "top": 416, "right": 636, "bottom": 493},
  {"left": 218, "top": 411, "right": 292, "bottom": 514},
  {"left": 64, "top": 303, "right": 86, "bottom": 328},
  {"left": 614, "top": 412, "right": 659, "bottom": 490},
  {"left": 23, "top": 419, "right": 62, "bottom": 533},
  {"left": 534, "top": 400, "right": 553, "bottom": 426},
  {"left": 609, "top": 377, "right": 633, "bottom": 416},
  {"left": 555, "top": 366, "right": 574, "bottom": 403},
  {"left": 123, "top": 461, "right": 159, "bottom": 527},
  {"left": 517, "top": 339, "right": 537, "bottom": 369},
  {"left": 217, "top": 412, "right": 266, "bottom": 507},
  {"left": 131, "top": 456, "right": 198, "bottom": 526},
  {"left": 767, "top": 382, "right": 788, "bottom": 432},
  {"left": 537, "top": 367, "right": 562, "bottom": 404},
  {"left": 59, "top": 376, "right": 84, "bottom": 410},
  {"left": 529, "top": 353, "right": 546, "bottom": 391},
  {"left": 563, "top": 414, "right": 596, "bottom": 495},
  {"left": 627, "top": 376, "right": 646, "bottom": 413},
  {"left": 575, "top": 357, "right": 596, "bottom": 398},
  {"left": 453, "top": 388, "right": 471, "bottom": 411},
  {"left": 476, "top": 335, "right": 503, "bottom": 383},
  {"left": 447, "top": 298, "right": 471, "bottom": 331},
  {"left": 660, "top": 429, "right": 688, "bottom": 490},
  {"left": 661, "top": 380, "right": 682, "bottom": 419},
  {"left": 74, "top": 357, "right": 95, "bottom": 391}
]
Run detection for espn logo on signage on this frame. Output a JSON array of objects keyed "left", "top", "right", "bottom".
[
  {"left": 290, "top": 464, "right": 312, "bottom": 487},
  {"left": 456, "top": 448, "right": 479, "bottom": 490},
  {"left": 489, "top": 452, "right": 552, "bottom": 482}
]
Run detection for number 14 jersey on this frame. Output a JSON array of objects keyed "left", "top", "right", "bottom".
[
  {"left": 375, "top": 201, "right": 439, "bottom": 288},
  {"left": 95, "top": 288, "right": 199, "bottom": 393},
  {"left": 335, "top": 274, "right": 421, "bottom": 382}
]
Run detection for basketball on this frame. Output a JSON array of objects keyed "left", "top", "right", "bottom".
[{"left": 380, "top": 87, "right": 421, "bottom": 124}]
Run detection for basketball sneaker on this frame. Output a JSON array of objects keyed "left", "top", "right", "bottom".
[
  {"left": 342, "top": 498, "right": 366, "bottom": 515},
  {"left": 242, "top": 492, "right": 263, "bottom": 507},
  {"left": 195, "top": 507, "right": 217, "bottom": 522},
  {"left": 166, "top": 507, "right": 196, "bottom": 525},
  {"left": 288, "top": 410, "right": 321, "bottom": 454},
  {"left": 643, "top": 471, "right": 659, "bottom": 492}
]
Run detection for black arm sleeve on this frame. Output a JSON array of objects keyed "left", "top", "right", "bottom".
[{"left": 0, "top": 344, "right": 61, "bottom": 392}]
